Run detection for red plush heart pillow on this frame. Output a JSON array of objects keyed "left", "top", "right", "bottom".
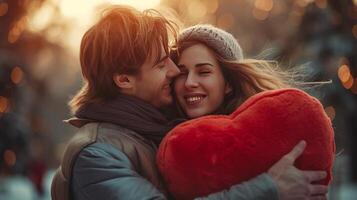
[{"left": 157, "top": 88, "right": 335, "bottom": 200}]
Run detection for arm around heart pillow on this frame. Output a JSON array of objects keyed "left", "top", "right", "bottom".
[{"left": 157, "top": 88, "right": 335, "bottom": 200}]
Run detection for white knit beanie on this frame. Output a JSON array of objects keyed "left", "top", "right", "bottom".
[{"left": 178, "top": 24, "right": 243, "bottom": 61}]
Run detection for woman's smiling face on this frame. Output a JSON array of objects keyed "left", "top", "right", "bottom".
[{"left": 174, "top": 43, "right": 231, "bottom": 118}]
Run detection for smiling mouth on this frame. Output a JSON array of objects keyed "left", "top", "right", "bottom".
[{"left": 185, "top": 95, "right": 206, "bottom": 105}]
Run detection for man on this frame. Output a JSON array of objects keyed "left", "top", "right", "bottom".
[{"left": 51, "top": 5, "right": 328, "bottom": 200}]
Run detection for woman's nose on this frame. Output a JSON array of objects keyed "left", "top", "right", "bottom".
[{"left": 185, "top": 73, "right": 199, "bottom": 89}]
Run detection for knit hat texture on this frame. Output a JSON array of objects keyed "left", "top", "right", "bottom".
[{"left": 178, "top": 24, "right": 243, "bottom": 61}]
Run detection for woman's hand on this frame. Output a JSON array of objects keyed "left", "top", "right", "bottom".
[{"left": 268, "top": 140, "right": 328, "bottom": 200}]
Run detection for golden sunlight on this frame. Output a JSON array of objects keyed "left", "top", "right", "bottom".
[
  {"left": 59, "top": 0, "right": 161, "bottom": 17},
  {"left": 28, "top": 0, "right": 161, "bottom": 52},
  {"left": 59, "top": 0, "right": 161, "bottom": 20}
]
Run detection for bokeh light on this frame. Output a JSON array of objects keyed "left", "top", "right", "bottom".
[
  {"left": 8, "top": 28, "right": 20, "bottom": 44},
  {"left": 343, "top": 75, "right": 354, "bottom": 89},
  {"left": 337, "top": 62, "right": 356, "bottom": 91},
  {"left": 11, "top": 67, "right": 24, "bottom": 85},
  {"left": 0, "top": 96, "right": 9, "bottom": 113},
  {"left": 4, "top": 149, "right": 16, "bottom": 167},
  {"left": 252, "top": 7, "right": 269, "bottom": 20},
  {"left": 7, "top": 16, "right": 28, "bottom": 44},
  {"left": 338, "top": 64, "right": 351, "bottom": 83},
  {"left": 28, "top": 2, "right": 56, "bottom": 32},
  {"left": 188, "top": 1, "right": 207, "bottom": 20},
  {"left": 254, "top": 0, "right": 274, "bottom": 12},
  {"left": 0, "top": 2, "right": 8, "bottom": 17},
  {"left": 324, "top": 106, "right": 336, "bottom": 121}
]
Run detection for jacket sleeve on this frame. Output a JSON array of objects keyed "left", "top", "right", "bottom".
[
  {"left": 72, "top": 143, "right": 278, "bottom": 200},
  {"left": 195, "top": 174, "right": 279, "bottom": 200},
  {"left": 71, "top": 142, "right": 167, "bottom": 200}
]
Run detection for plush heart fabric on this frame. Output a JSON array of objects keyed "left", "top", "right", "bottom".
[{"left": 157, "top": 88, "right": 335, "bottom": 200}]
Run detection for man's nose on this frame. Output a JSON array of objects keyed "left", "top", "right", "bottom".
[{"left": 166, "top": 58, "right": 180, "bottom": 78}]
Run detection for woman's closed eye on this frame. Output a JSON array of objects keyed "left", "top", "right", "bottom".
[{"left": 199, "top": 70, "right": 211, "bottom": 75}]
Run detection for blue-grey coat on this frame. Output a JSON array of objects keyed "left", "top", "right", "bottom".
[{"left": 51, "top": 122, "right": 279, "bottom": 200}]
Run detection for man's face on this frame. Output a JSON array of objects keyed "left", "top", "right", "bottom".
[{"left": 132, "top": 45, "right": 180, "bottom": 108}]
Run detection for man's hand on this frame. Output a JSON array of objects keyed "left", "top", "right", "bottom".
[{"left": 268, "top": 141, "right": 328, "bottom": 200}]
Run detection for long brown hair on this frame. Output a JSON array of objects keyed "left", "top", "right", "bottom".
[{"left": 69, "top": 5, "right": 179, "bottom": 114}]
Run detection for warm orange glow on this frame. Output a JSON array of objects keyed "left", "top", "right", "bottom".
[
  {"left": 28, "top": 2, "right": 57, "bottom": 33},
  {"left": 338, "top": 64, "right": 351, "bottom": 83},
  {"left": 272, "top": 1, "right": 286, "bottom": 15},
  {"left": 255, "top": 0, "right": 274, "bottom": 12},
  {"left": 315, "top": 0, "right": 327, "bottom": 9},
  {"left": 252, "top": 7, "right": 269, "bottom": 20},
  {"left": 0, "top": 2, "right": 8, "bottom": 17},
  {"left": 352, "top": 25, "right": 357, "bottom": 38},
  {"left": 59, "top": 0, "right": 161, "bottom": 18},
  {"left": 296, "top": 0, "right": 313, "bottom": 7},
  {"left": 217, "top": 13, "right": 235, "bottom": 29},
  {"left": 354, "top": 0, "right": 357, "bottom": 6},
  {"left": 28, "top": 0, "right": 161, "bottom": 51},
  {"left": 342, "top": 75, "right": 354, "bottom": 89},
  {"left": 0, "top": 96, "right": 8, "bottom": 113},
  {"left": 11, "top": 66, "right": 24, "bottom": 84},
  {"left": 4, "top": 149, "right": 16, "bottom": 167},
  {"left": 324, "top": 106, "right": 336, "bottom": 121},
  {"left": 8, "top": 28, "right": 20, "bottom": 43},
  {"left": 296, "top": 0, "right": 308, "bottom": 7},
  {"left": 188, "top": 1, "right": 207, "bottom": 19},
  {"left": 7, "top": 16, "right": 28, "bottom": 43},
  {"left": 206, "top": 0, "right": 219, "bottom": 14}
]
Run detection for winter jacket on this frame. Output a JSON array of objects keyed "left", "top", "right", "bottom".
[{"left": 51, "top": 121, "right": 278, "bottom": 200}]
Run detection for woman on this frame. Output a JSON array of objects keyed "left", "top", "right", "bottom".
[
  {"left": 171, "top": 24, "right": 297, "bottom": 118},
  {"left": 160, "top": 24, "right": 331, "bottom": 200}
]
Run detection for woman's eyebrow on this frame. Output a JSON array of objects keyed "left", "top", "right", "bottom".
[
  {"left": 195, "top": 63, "right": 213, "bottom": 67},
  {"left": 177, "top": 62, "right": 213, "bottom": 69}
]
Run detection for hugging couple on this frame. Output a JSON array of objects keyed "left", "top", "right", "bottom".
[{"left": 51, "top": 5, "right": 331, "bottom": 200}]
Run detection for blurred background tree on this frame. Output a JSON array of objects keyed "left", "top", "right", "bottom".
[{"left": 0, "top": 0, "right": 79, "bottom": 198}]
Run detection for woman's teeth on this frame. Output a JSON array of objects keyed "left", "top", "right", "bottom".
[{"left": 186, "top": 96, "right": 204, "bottom": 105}]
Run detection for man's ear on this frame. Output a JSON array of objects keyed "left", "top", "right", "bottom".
[
  {"left": 225, "top": 83, "right": 232, "bottom": 94},
  {"left": 113, "top": 73, "right": 135, "bottom": 89}
]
